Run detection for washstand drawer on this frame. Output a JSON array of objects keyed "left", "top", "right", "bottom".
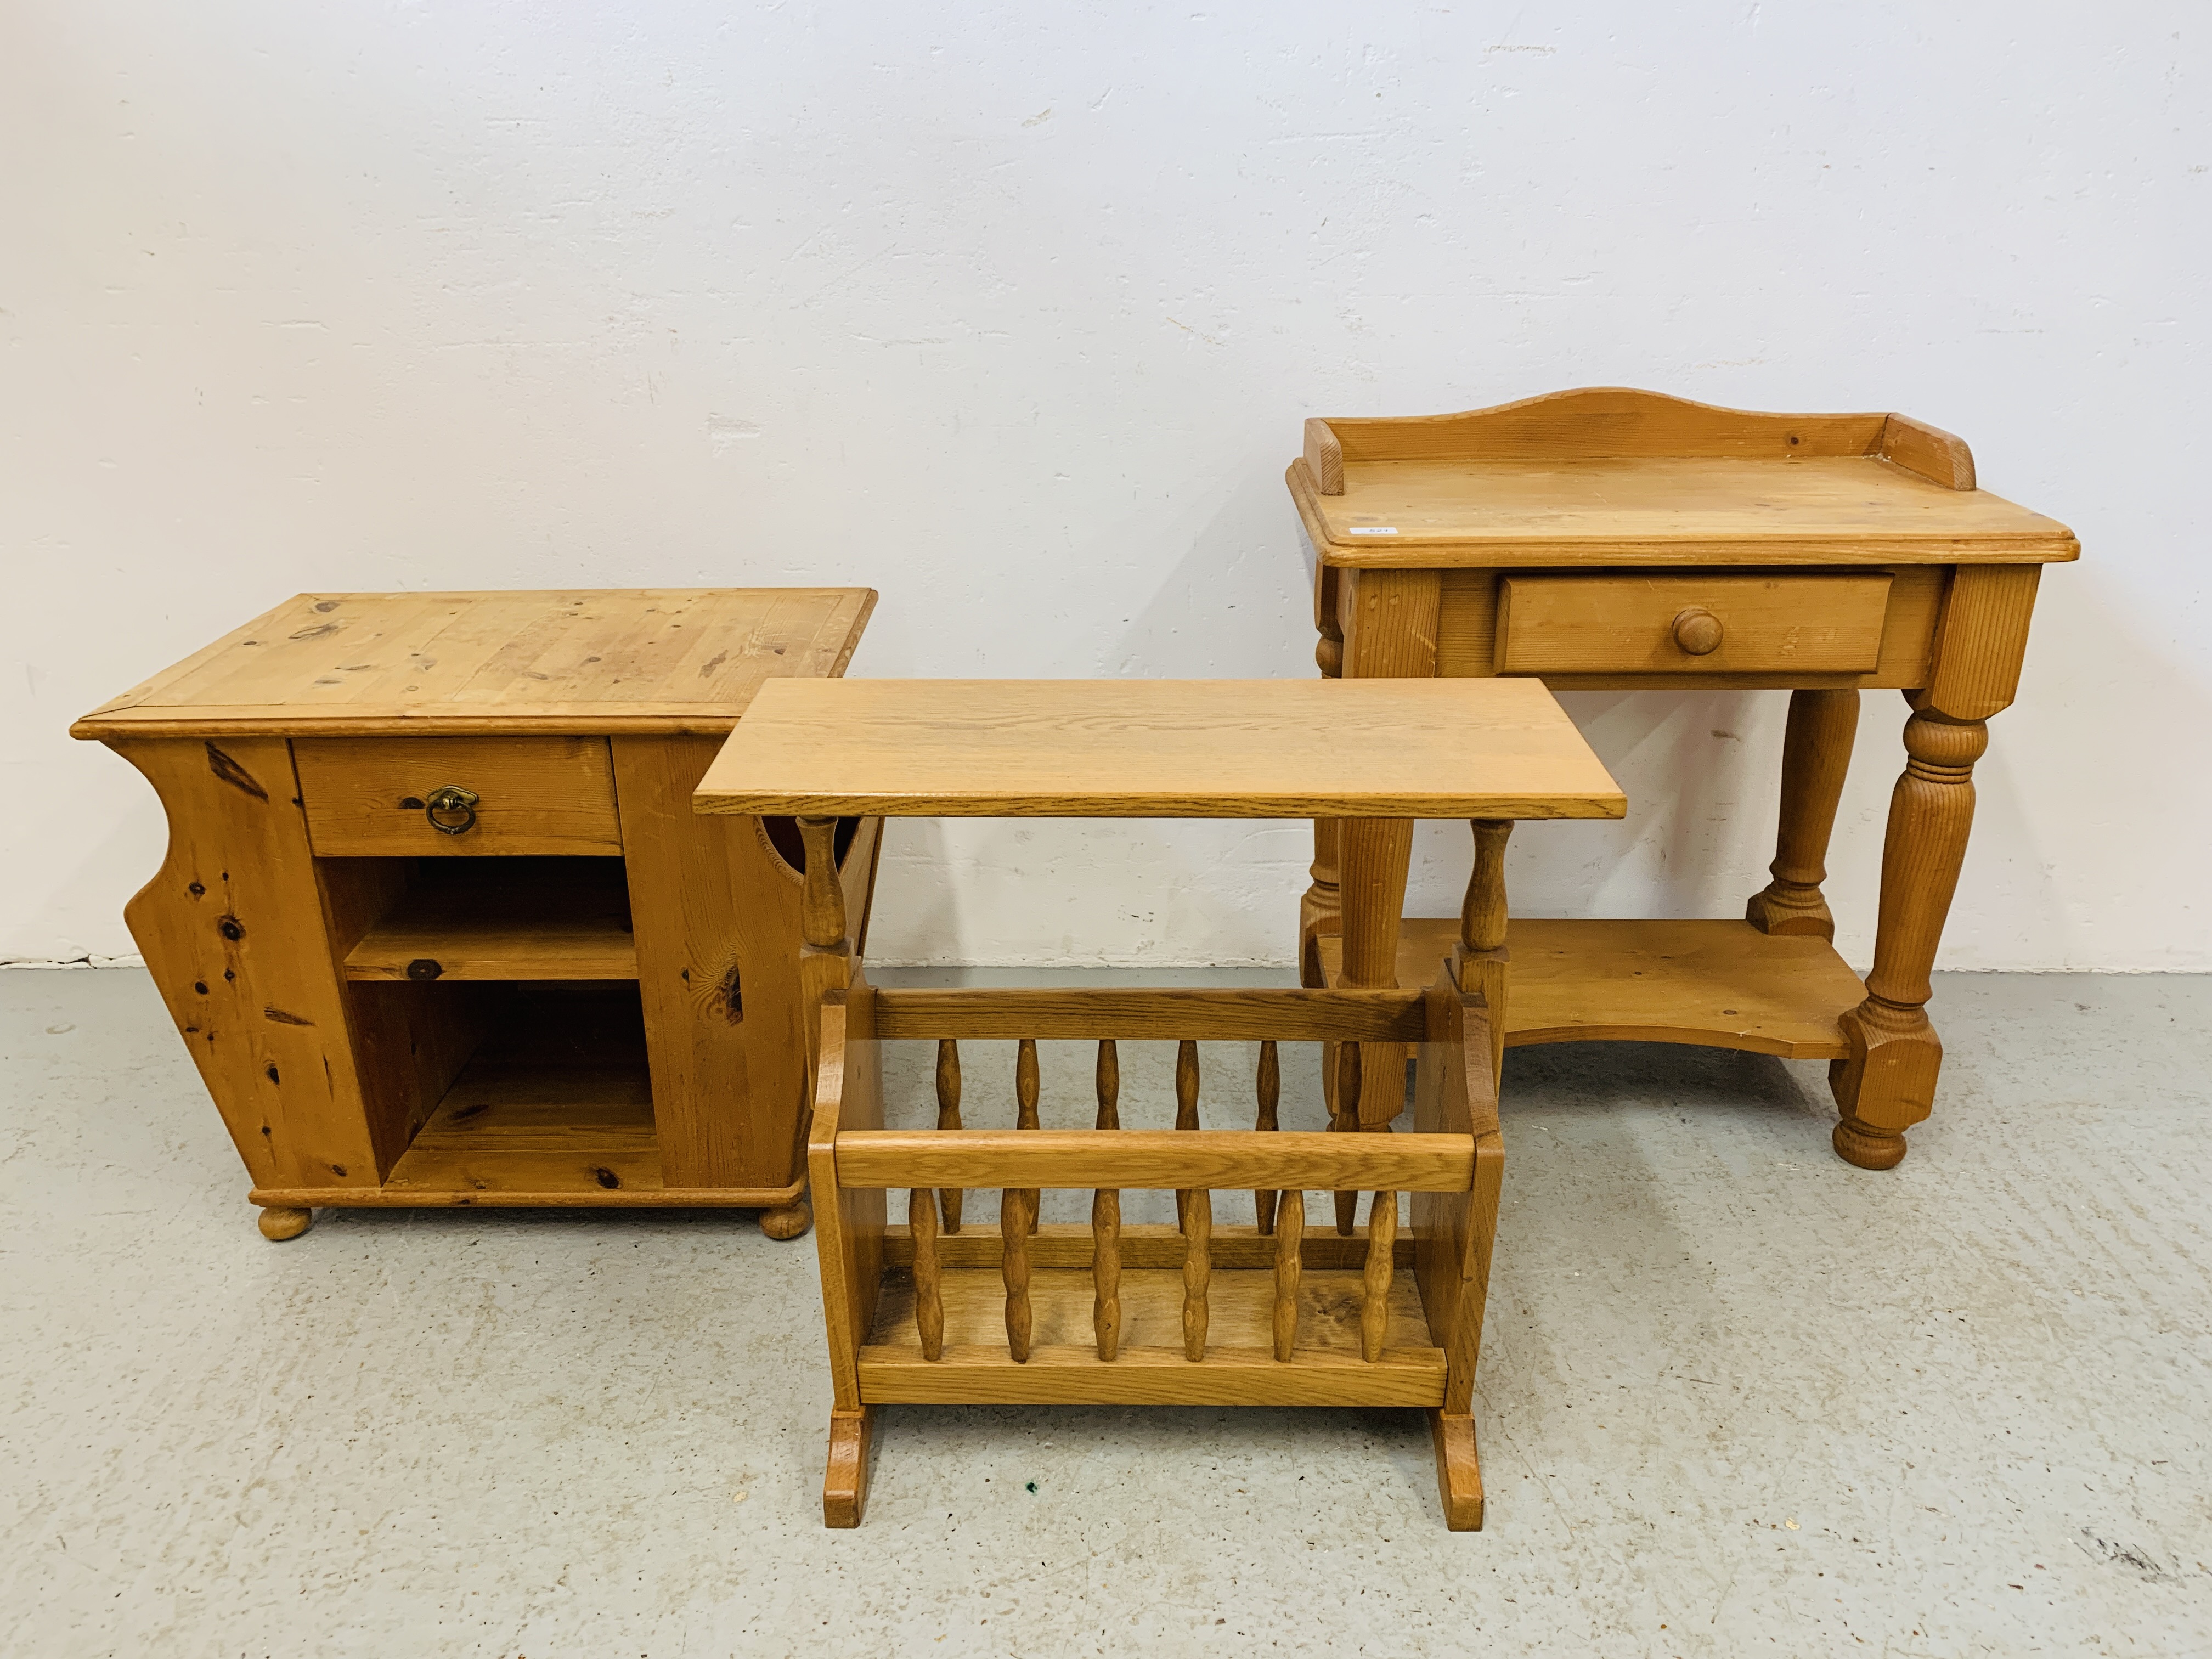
[
  {"left": 1496, "top": 573, "right": 1893, "bottom": 675},
  {"left": 294, "top": 736, "right": 623, "bottom": 856}
]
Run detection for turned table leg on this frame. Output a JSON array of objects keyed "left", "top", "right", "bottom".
[
  {"left": 1831, "top": 702, "right": 1986, "bottom": 1169},
  {"left": 1831, "top": 565, "right": 2039, "bottom": 1170},
  {"left": 1746, "top": 689, "right": 1859, "bottom": 940},
  {"left": 1299, "top": 576, "right": 1345, "bottom": 987}
]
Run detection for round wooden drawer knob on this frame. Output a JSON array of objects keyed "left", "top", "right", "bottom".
[{"left": 1672, "top": 607, "right": 1724, "bottom": 656}]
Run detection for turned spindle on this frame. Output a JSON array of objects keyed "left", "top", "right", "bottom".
[
  {"left": 1361, "top": 1190, "right": 1397, "bottom": 1363},
  {"left": 1092, "top": 1038, "right": 1121, "bottom": 1359},
  {"left": 1092, "top": 1188, "right": 1121, "bottom": 1361},
  {"left": 1015, "top": 1036, "right": 1041, "bottom": 1130},
  {"left": 1094, "top": 1039, "right": 1120, "bottom": 1130},
  {"left": 1331, "top": 1041, "right": 1362, "bottom": 1236},
  {"left": 1253, "top": 1039, "right": 1280, "bottom": 1235},
  {"left": 1174, "top": 1039, "right": 1200, "bottom": 1232},
  {"left": 1015, "top": 1036, "right": 1040, "bottom": 1233},
  {"left": 935, "top": 1037, "right": 964, "bottom": 1233},
  {"left": 1272, "top": 1188, "right": 1305, "bottom": 1362},
  {"left": 1001, "top": 1187, "right": 1034, "bottom": 1362},
  {"left": 797, "top": 815, "right": 847, "bottom": 947},
  {"left": 796, "top": 815, "right": 851, "bottom": 1073},
  {"left": 909, "top": 1188, "right": 943, "bottom": 1361},
  {"left": 1460, "top": 820, "right": 1513, "bottom": 956},
  {"left": 1299, "top": 579, "right": 1345, "bottom": 989},
  {"left": 1182, "top": 1187, "right": 1212, "bottom": 1362}
]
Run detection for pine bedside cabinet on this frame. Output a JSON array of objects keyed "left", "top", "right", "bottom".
[
  {"left": 72, "top": 588, "right": 881, "bottom": 1242},
  {"left": 694, "top": 678, "right": 1624, "bottom": 1530},
  {"left": 1288, "top": 388, "right": 2079, "bottom": 1170}
]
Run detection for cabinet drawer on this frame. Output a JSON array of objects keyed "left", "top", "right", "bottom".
[
  {"left": 1496, "top": 573, "right": 1893, "bottom": 675},
  {"left": 294, "top": 737, "right": 623, "bottom": 856}
]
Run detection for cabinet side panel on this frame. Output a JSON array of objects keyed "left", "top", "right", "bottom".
[
  {"left": 614, "top": 734, "right": 809, "bottom": 1190},
  {"left": 109, "top": 737, "right": 381, "bottom": 1189}
]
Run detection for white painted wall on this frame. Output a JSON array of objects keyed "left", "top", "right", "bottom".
[{"left": 4, "top": 4, "right": 2206, "bottom": 970}]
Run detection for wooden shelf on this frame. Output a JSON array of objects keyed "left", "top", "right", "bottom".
[
  {"left": 1322, "top": 916, "right": 1863, "bottom": 1060},
  {"left": 860, "top": 1265, "right": 1444, "bottom": 1406},
  {"left": 256, "top": 984, "right": 798, "bottom": 1209},
  {"left": 382, "top": 1053, "right": 662, "bottom": 1198},
  {"left": 344, "top": 857, "right": 637, "bottom": 982}
]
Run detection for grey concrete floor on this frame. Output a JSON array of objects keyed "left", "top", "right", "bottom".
[{"left": 3, "top": 967, "right": 2209, "bottom": 1658}]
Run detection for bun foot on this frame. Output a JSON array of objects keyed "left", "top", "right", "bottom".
[
  {"left": 1832, "top": 1116, "right": 1908, "bottom": 1171},
  {"left": 257, "top": 1206, "right": 314, "bottom": 1241},
  {"left": 759, "top": 1200, "right": 814, "bottom": 1240}
]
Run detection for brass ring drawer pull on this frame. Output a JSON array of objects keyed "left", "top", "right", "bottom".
[
  {"left": 1671, "top": 606, "right": 1724, "bottom": 656},
  {"left": 422, "top": 785, "right": 481, "bottom": 836}
]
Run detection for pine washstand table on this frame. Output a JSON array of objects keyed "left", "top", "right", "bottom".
[{"left": 1287, "top": 388, "right": 2079, "bottom": 1170}]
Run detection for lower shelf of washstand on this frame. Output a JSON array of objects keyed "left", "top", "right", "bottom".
[
  {"left": 1321, "top": 917, "right": 1865, "bottom": 1061},
  {"left": 861, "top": 1242, "right": 1445, "bottom": 1408}
]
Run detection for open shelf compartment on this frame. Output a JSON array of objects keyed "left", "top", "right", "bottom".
[
  {"left": 374, "top": 981, "right": 671, "bottom": 1202},
  {"left": 343, "top": 856, "right": 637, "bottom": 983}
]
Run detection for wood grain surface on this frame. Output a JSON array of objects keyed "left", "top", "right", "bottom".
[
  {"left": 693, "top": 678, "right": 1626, "bottom": 820},
  {"left": 869, "top": 986, "right": 1431, "bottom": 1043},
  {"left": 834, "top": 1128, "right": 1476, "bottom": 1192},
  {"left": 1284, "top": 389, "right": 2076, "bottom": 568},
  {"left": 294, "top": 736, "right": 623, "bottom": 856},
  {"left": 108, "top": 736, "right": 386, "bottom": 1192},
  {"left": 71, "top": 588, "right": 878, "bottom": 738},
  {"left": 879, "top": 1222, "right": 1417, "bottom": 1273},
  {"left": 342, "top": 859, "right": 637, "bottom": 981},
  {"left": 616, "top": 734, "right": 831, "bottom": 1193},
  {"left": 1495, "top": 573, "right": 1892, "bottom": 675},
  {"left": 1323, "top": 916, "right": 1867, "bottom": 1059},
  {"left": 1433, "top": 563, "right": 1945, "bottom": 689},
  {"left": 863, "top": 1266, "right": 1443, "bottom": 1406}
]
